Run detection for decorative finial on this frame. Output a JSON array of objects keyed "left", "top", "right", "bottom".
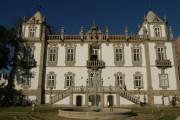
[
  {"left": 125, "top": 26, "right": 128, "bottom": 34},
  {"left": 148, "top": 0, "right": 152, "bottom": 10},
  {"left": 169, "top": 26, "right": 174, "bottom": 40},
  {"left": 125, "top": 26, "right": 128, "bottom": 40},
  {"left": 93, "top": 21, "right": 96, "bottom": 27},
  {"left": 80, "top": 26, "right": 84, "bottom": 33},
  {"left": 138, "top": 24, "right": 141, "bottom": 29},
  {"left": 164, "top": 15, "right": 167, "bottom": 22},
  {"left": 105, "top": 26, "right": 109, "bottom": 34},
  {"left": 80, "top": 26, "right": 84, "bottom": 40},
  {"left": 144, "top": 15, "right": 147, "bottom": 21},
  {"left": 60, "top": 26, "right": 64, "bottom": 40}
]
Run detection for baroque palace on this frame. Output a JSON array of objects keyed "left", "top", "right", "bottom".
[{"left": 14, "top": 9, "right": 180, "bottom": 107}]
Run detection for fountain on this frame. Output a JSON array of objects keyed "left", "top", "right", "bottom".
[{"left": 58, "top": 71, "right": 135, "bottom": 120}]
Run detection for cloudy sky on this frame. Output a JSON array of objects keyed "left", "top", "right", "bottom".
[{"left": 0, "top": 0, "right": 180, "bottom": 37}]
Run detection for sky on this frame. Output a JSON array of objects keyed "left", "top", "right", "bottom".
[{"left": 0, "top": 0, "right": 180, "bottom": 37}]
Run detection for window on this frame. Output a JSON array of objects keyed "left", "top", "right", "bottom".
[
  {"left": 24, "top": 46, "right": 34, "bottom": 61},
  {"left": 67, "top": 48, "right": 74, "bottom": 61},
  {"left": 114, "top": 48, "right": 124, "bottom": 66},
  {"left": 132, "top": 47, "right": 142, "bottom": 66},
  {"left": 29, "top": 26, "right": 36, "bottom": 38},
  {"left": 66, "top": 75, "right": 73, "bottom": 87},
  {"left": 48, "top": 47, "right": 58, "bottom": 65},
  {"left": 134, "top": 72, "right": 143, "bottom": 89},
  {"left": 64, "top": 72, "right": 75, "bottom": 88},
  {"left": 89, "top": 45, "right": 99, "bottom": 61},
  {"left": 159, "top": 73, "right": 169, "bottom": 89},
  {"left": 115, "top": 72, "right": 125, "bottom": 88},
  {"left": 154, "top": 27, "right": 161, "bottom": 37},
  {"left": 65, "top": 47, "right": 76, "bottom": 66},
  {"left": 157, "top": 47, "right": 165, "bottom": 61},
  {"left": 47, "top": 72, "right": 56, "bottom": 89},
  {"left": 21, "top": 73, "right": 31, "bottom": 87}
]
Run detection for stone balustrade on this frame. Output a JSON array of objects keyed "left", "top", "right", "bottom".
[
  {"left": 87, "top": 60, "right": 105, "bottom": 69},
  {"left": 47, "top": 34, "right": 144, "bottom": 41},
  {"left": 51, "top": 86, "right": 142, "bottom": 105},
  {"left": 155, "top": 59, "right": 172, "bottom": 68}
]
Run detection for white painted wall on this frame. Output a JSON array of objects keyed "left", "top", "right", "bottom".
[{"left": 45, "top": 67, "right": 88, "bottom": 90}]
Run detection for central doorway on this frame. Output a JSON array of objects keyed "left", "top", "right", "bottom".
[
  {"left": 89, "top": 95, "right": 101, "bottom": 106},
  {"left": 76, "top": 95, "right": 82, "bottom": 106},
  {"left": 107, "top": 95, "right": 114, "bottom": 107}
]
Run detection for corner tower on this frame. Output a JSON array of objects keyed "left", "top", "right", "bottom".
[
  {"left": 138, "top": 10, "right": 172, "bottom": 40},
  {"left": 21, "top": 10, "right": 49, "bottom": 104}
]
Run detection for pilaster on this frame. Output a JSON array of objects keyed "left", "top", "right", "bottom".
[
  {"left": 37, "top": 24, "right": 47, "bottom": 105},
  {"left": 70, "top": 94, "right": 73, "bottom": 107},
  {"left": 116, "top": 93, "right": 120, "bottom": 107},
  {"left": 144, "top": 41, "right": 154, "bottom": 105},
  {"left": 172, "top": 42, "right": 180, "bottom": 95},
  {"left": 100, "top": 93, "right": 104, "bottom": 107}
]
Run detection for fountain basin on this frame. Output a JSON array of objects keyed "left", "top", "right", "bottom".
[{"left": 58, "top": 107, "right": 134, "bottom": 120}]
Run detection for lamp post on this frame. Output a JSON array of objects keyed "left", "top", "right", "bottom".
[
  {"left": 143, "top": 93, "right": 146, "bottom": 104},
  {"left": 138, "top": 88, "right": 141, "bottom": 100},
  {"left": 50, "top": 86, "right": 53, "bottom": 104}
]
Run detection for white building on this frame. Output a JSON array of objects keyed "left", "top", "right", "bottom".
[{"left": 14, "top": 10, "right": 180, "bottom": 107}]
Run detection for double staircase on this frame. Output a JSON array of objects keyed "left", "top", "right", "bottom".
[
  {"left": 50, "top": 86, "right": 143, "bottom": 105},
  {"left": 51, "top": 88, "right": 72, "bottom": 104},
  {"left": 120, "top": 90, "right": 142, "bottom": 105}
]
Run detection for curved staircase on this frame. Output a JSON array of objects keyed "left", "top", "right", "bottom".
[{"left": 50, "top": 86, "right": 143, "bottom": 105}]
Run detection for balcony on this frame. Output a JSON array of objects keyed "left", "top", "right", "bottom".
[
  {"left": 87, "top": 60, "right": 105, "bottom": 69},
  {"left": 156, "top": 59, "right": 172, "bottom": 68},
  {"left": 21, "top": 59, "right": 37, "bottom": 69}
]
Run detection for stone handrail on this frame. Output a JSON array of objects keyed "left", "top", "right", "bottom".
[{"left": 51, "top": 86, "right": 142, "bottom": 105}]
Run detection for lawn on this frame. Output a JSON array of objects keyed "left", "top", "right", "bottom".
[{"left": 0, "top": 105, "right": 179, "bottom": 120}]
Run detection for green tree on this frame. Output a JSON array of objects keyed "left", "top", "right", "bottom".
[{"left": 0, "top": 25, "right": 24, "bottom": 106}]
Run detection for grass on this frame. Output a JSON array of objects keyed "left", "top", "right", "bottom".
[{"left": 0, "top": 105, "right": 179, "bottom": 120}]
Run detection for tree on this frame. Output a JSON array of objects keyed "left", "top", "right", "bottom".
[{"left": 0, "top": 25, "right": 24, "bottom": 106}]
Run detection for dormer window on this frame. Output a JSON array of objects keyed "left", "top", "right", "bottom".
[
  {"left": 154, "top": 27, "right": 161, "bottom": 37},
  {"left": 29, "top": 25, "right": 36, "bottom": 38}
]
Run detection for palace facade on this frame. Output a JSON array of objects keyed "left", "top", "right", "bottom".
[{"left": 14, "top": 9, "right": 180, "bottom": 107}]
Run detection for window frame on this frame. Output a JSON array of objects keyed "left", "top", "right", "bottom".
[
  {"left": 48, "top": 46, "right": 58, "bottom": 66},
  {"left": 155, "top": 44, "right": 167, "bottom": 61},
  {"left": 154, "top": 26, "right": 162, "bottom": 37},
  {"left": 132, "top": 47, "right": 142, "bottom": 66},
  {"left": 114, "top": 47, "right": 124, "bottom": 66},
  {"left": 114, "top": 72, "right": 125, "bottom": 88},
  {"left": 159, "top": 73, "right": 169, "bottom": 89},
  {"left": 133, "top": 72, "right": 143, "bottom": 89},
  {"left": 64, "top": 72, "right": 75, "bottom": 88},
  {"left": 21, "top": 73, "right": 31, "bottom": 88},
  {"left": 28, "top": 25, "right": 36, "bottom": 38},
  {"left": 65, "top": 46, "right": 76, "bottom": 66},
  {"left": 47, "top": 72, "right": 56, "bottom": 89}
]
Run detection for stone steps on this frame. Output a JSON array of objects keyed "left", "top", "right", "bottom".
[
  {"left": 51, "top": 87, "right": 142, "bottom": 105},
  {"left": 120, "top": 91, "right": 141, "bottom": 105},
  {"left": 51, "top": 88, "right": 72, "bottom": 104}
]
